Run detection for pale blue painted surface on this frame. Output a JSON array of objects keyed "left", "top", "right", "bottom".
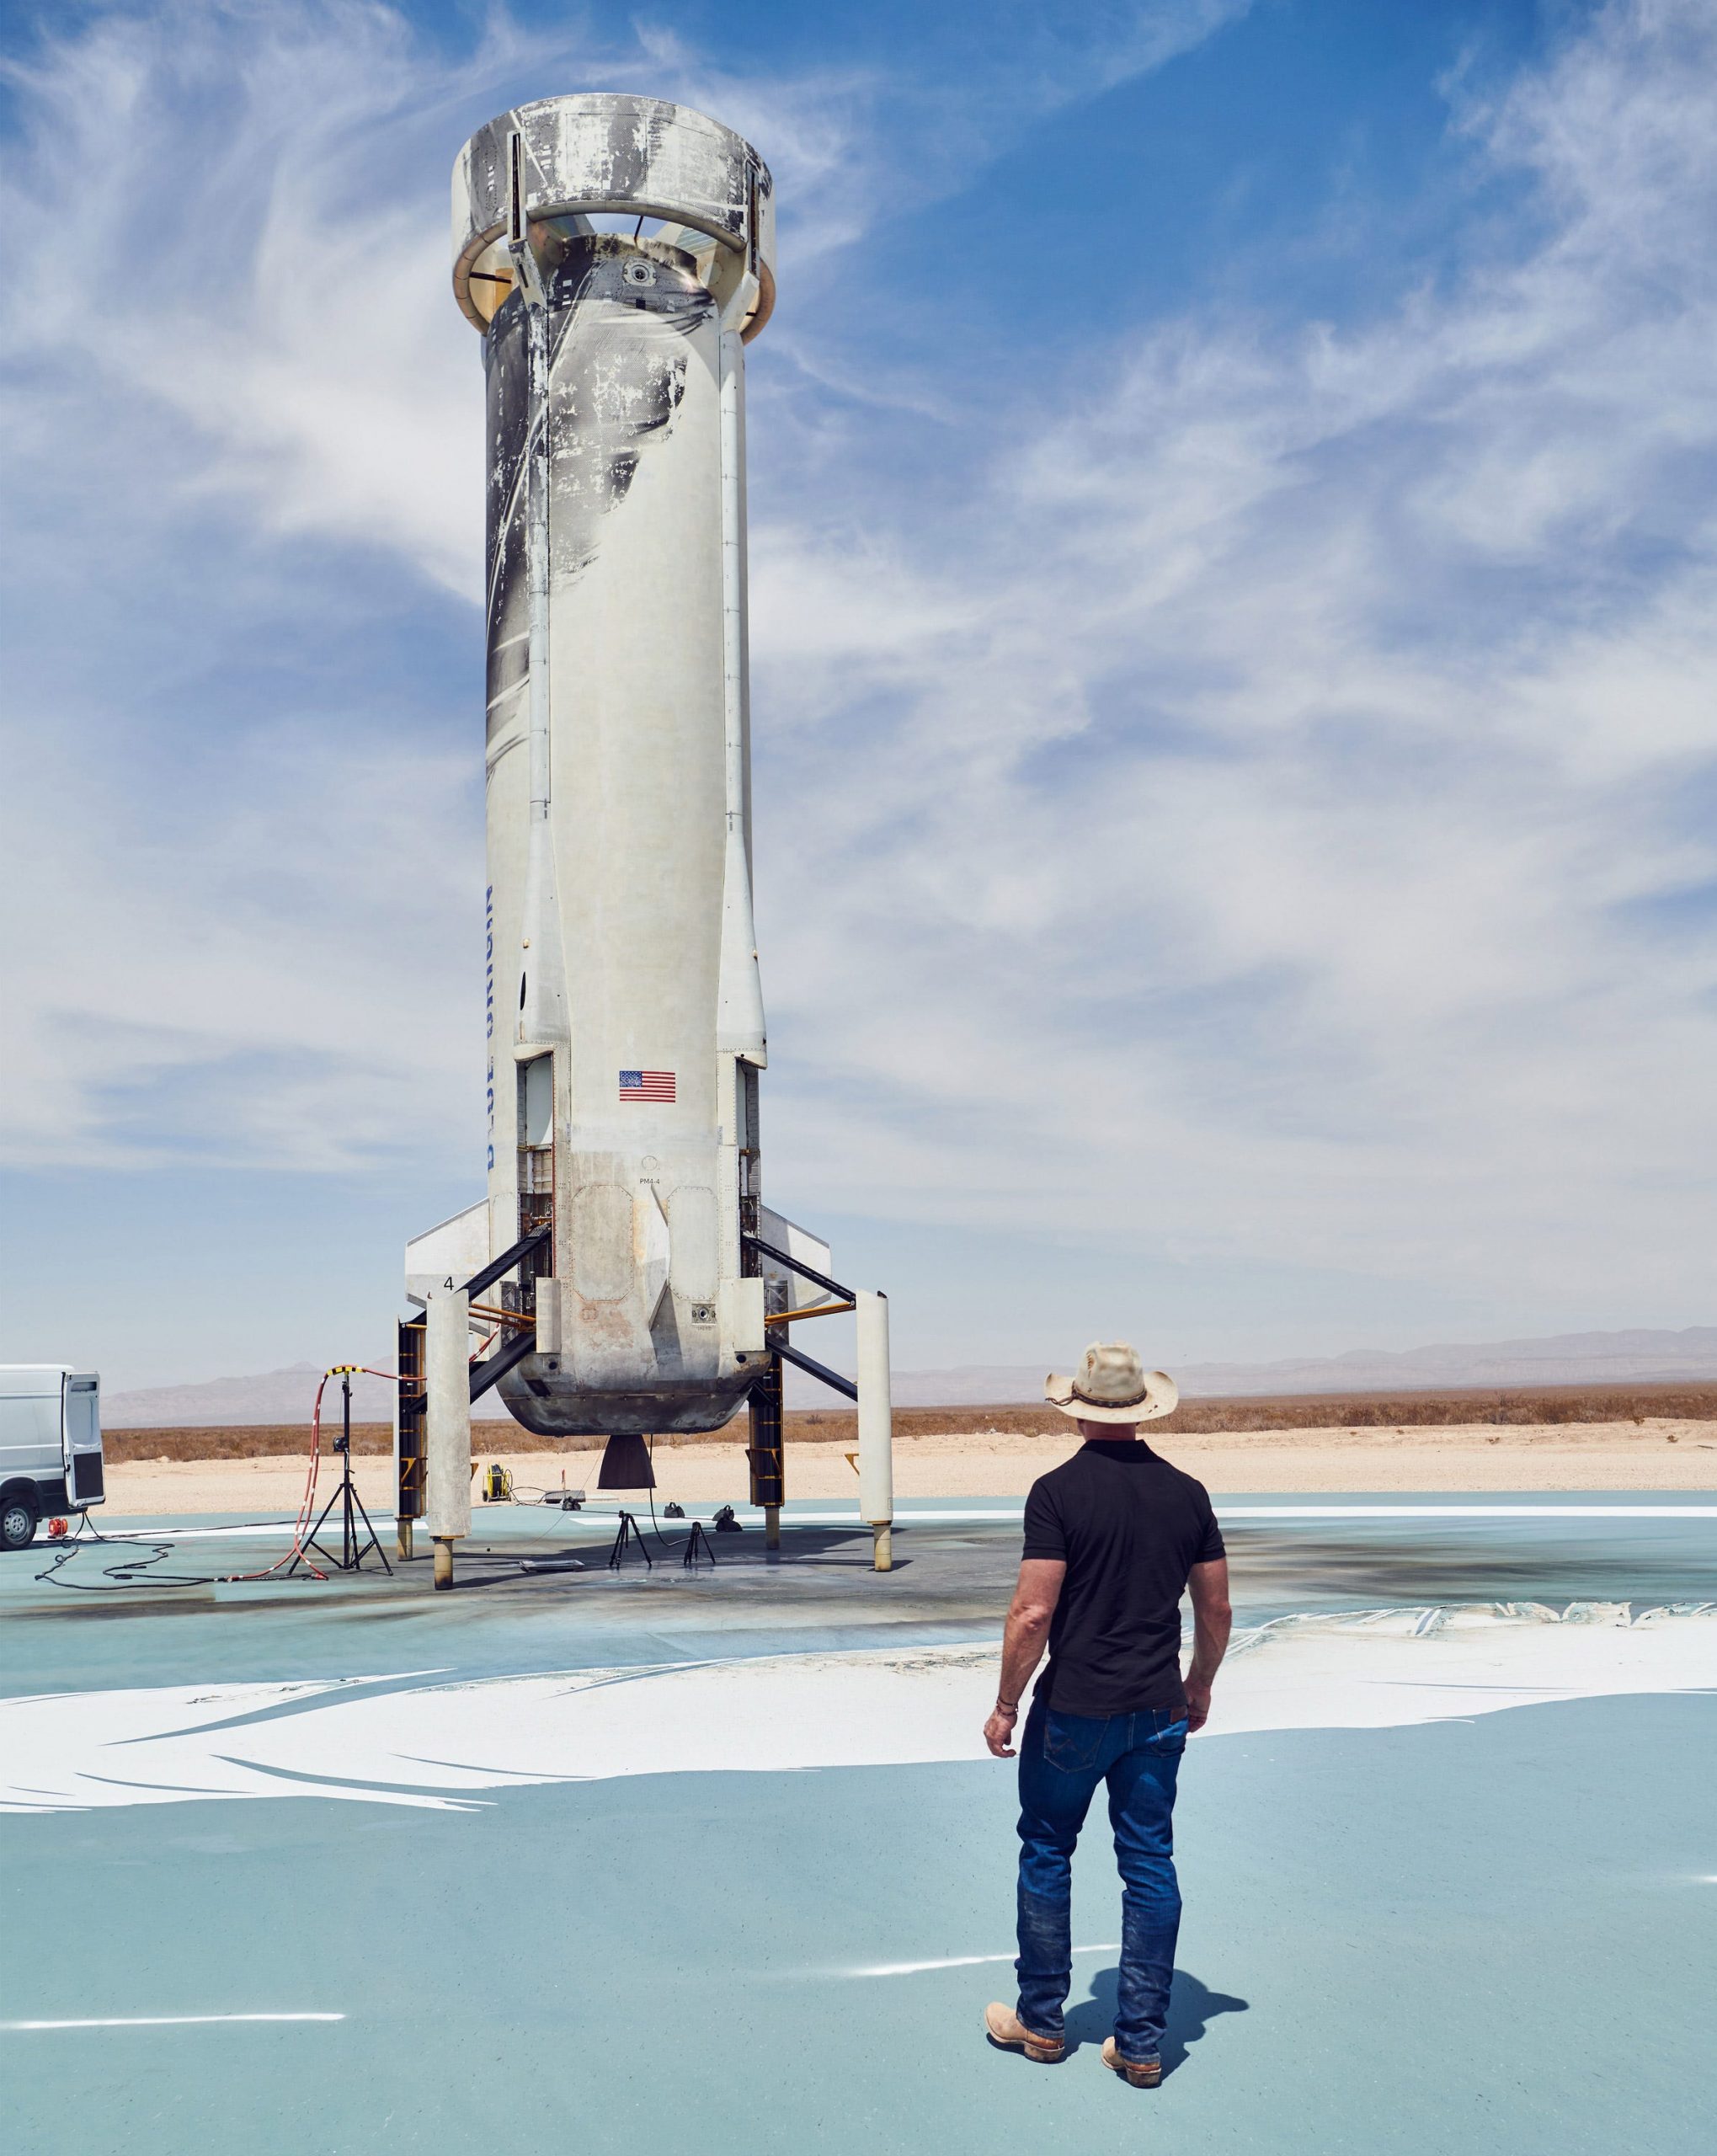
[
  {"left": 4, "top": 1700, "right": 1713, "bottom": 2153},
  {"left": 3, "top": 1500, "right": 1712, "bottom": 2152}
]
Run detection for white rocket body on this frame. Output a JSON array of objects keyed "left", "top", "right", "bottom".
[{"left": 440, "top": 95, "right": 778, "bottom": 1435}]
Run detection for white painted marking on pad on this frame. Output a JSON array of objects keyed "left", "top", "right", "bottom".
[
  {"left": 3, "top": 2014, "right": 344, "bottom": 2030},
  {"left": 3, "top": 1609, "right": 1712, "bottom": 1815},
  {"left": 841, "top": 1944, "right": 1118, "bottom": 1977},
  {"left": 99, "top": 1500, "right": 1717, "bottom": 1543},
  {"left": 707, "top": 1504, "right": 1717, "bottom": 1525},
  {"left": 79, "top": 1521, "right": 328, "bottom": 1542},
  {"left": 1214, "top": 1505, "right": 1717, "bottom": 1520},
  {"left": 664, "top": 1502, "right": 1717, "bottom": 1524}
]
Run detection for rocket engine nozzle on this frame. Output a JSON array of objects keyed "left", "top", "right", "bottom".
[{"left": 595, "top": 1432, "right": 658, "bottom": 1490}]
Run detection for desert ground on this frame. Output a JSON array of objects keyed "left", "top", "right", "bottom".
[{"left": 95, "top": 1416, "right": 1717, "bottom": 1518}]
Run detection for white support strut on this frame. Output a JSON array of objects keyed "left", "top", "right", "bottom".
[
  {"left": 424, "top": 1288, "right": 472, "bottom": 1588},
  {"left": 856, "top": 1289, "right": 893, "bottom": 1572}
]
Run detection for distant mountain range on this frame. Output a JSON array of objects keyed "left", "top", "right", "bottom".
[
  {"left": 98, "top": 1326, "right": 1716, "bottom": 1427},
  {"left": 99, "top": 1363, "right": 476, "bottom": 1430},
  {"left": 876, "top": 1326, "right": 1717, "bottom": 1407}
]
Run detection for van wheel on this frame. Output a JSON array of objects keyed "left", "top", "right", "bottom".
[{"left": 2, "top": 1493, "right": 39, "bottom": 1551}]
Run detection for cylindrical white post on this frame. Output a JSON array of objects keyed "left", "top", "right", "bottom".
[
  {"left": 856, "top": 1289, "right": 893, "bottom": 1571},
  {"left": 425, "top": 1288, "right": 471, "bottom": 1588}
]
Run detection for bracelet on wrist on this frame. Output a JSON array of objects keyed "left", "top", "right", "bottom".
[{"left": 996, "top": 1697, "right": 1019, "bottom": 1713}]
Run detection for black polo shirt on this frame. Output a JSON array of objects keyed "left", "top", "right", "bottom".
[{"left": 1021, "top": 1438, "right": 1225, "bottom": 1717}]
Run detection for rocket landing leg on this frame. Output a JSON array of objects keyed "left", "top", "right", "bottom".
[
  {"left": 425, "top": 1289, "right": 472, "bottom": 1593},
  {"left": 748, "top": 1354, "right": 786, "bottom": 1552},
  {"left": 742, "top": 1229, "right": 894, "bottom": 1572},
  {"left": 856, "top": 1291, "right": 893, "bottom": 1574}
]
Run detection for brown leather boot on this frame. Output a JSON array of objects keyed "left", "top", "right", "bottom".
[
  {"left": 1101, "top": 2036, "right": 1163, "bottom": 2088},
  {"left": 984, "top": 2002, "right": 1065, "bottom": 2063}
]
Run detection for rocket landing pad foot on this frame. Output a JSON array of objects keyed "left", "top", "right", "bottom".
[
  {"left": 872, "top": 1522, "right": 893, "bottom": 1572},
  {"left": 764, "top": 1503, "right": 781, "bottom": 1551},
  {"left": 397, "top": 1518, "right": 413, "bottom": 1561},
  {"left": 432, "top": 1536, "right": 455, "bottom": 1591}
]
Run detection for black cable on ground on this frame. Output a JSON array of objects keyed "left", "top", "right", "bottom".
[
  {"left": 34, "top": 1361, "right": 397, "bottom": 1593},
  {"left": 34, "top": 1509, "right": 226, "bottom": 1593},
  {"left": 643, "top": 1436, "right": 691, "bottom": 1556}
]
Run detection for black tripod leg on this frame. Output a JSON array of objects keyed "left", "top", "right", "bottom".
[
  {"left": 346, "top": 1481, "right": 392, "bottom": 1575},
  {"left": 337, "top": 1373, "right": 357, "bottom": 1572},
  {"left": 298, "top": 1480, "right": 346, "bottom": 1573}
]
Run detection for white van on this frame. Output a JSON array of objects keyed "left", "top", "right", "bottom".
[{"left": 0, "top": 1367, "right": 105, "bottom": 1550}]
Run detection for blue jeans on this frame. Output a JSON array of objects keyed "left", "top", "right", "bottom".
[{"left": 1016, "top": 1700, "right": 1187, "bottom": 2061}]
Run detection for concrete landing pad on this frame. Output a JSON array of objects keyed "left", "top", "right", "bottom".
[{"left": 3, "top": 1499, "right": 1712, "bottom": 2153}]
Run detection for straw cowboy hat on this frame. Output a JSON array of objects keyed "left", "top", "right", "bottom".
[{"left": 1044, "top": 1341, "right": 1179, "bottom": 1425}]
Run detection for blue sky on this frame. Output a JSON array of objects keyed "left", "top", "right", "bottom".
[{"left": 2, "top": 0, "right": 1713, "bottom": 1390}]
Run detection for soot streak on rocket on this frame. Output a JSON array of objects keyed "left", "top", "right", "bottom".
[
  {"left": 461, "top": 98, "right": 753, "bottom": 253},
  {"left": 483, "top": 238, "right": 711, "bottom": 764},
  {"left": 483, "top": 294, "right": 532, "bottom": 745},
  {"left": 541, "top": 241, "right": 709, "bottom": 589}
]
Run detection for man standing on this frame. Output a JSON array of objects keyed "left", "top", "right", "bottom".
[{"left": 984, "top": 1342, "right": 1232, "bottom": 2088}]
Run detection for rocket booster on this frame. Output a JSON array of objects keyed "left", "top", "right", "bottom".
[{"left": 449, "top": 95, "right": 776, "bottom": 1435}]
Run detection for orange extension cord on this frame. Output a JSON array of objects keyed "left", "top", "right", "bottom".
[
  {"left": 221, "top": 1365, "right": 406, "bottom": 1582},
  {"left": 235, "top": 1326, "right": 499, "bottom": 1581},
  {"left": 39, "top": 1330, "right": 503, "bottom": 1592}
]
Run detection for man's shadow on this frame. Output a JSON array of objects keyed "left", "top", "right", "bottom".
[{"left": 1063, "top": 1969, "right": 1249, "bottom": 2075}]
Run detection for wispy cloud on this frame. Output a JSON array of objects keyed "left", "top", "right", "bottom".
[
  {"left": 0, "top": 0, "right": 1245, "bottom": 1177},
  {"left": 3, "top": 712, "right": 481, "bottom": 1168},
  {"left": 1, "top": 0, "right": 1710, "bottom": 1332},
  {"left": 0, "top": 0, "right": 1234, "bottom": 590},
  {"left": 747, "top": 0, "right": 1717, "bottom": 1310}
]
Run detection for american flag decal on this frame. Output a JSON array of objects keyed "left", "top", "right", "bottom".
[{"left": 618, "top": 1069, "right": 676, "bottom": 1102}]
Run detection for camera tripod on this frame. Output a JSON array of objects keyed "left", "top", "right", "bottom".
[{"left": 288, "top": 1370, "right": 392, "bottom": 1577}]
